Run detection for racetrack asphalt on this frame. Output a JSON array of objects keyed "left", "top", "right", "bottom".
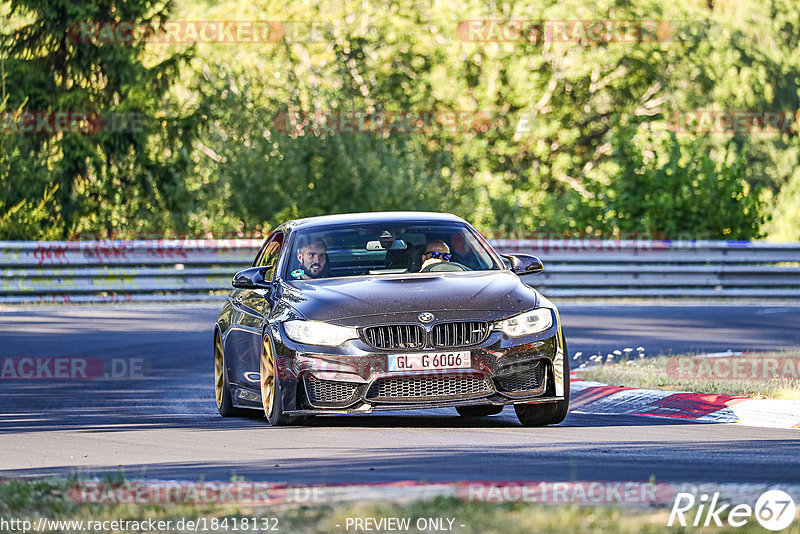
[{"left": 1, "top": 303, "right": 799, "bottom": 484}]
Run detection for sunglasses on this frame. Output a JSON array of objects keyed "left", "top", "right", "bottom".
[{"left": 425, "top": 251, "right": 451, "bottom": 260}]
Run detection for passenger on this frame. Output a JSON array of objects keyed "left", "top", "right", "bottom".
[{"left": 419, "top": 240, "right": 451, "bottom": 271}]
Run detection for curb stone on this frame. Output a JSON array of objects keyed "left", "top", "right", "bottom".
[{"left": 569, "top": 372, "right": 800, "bottom": 429}]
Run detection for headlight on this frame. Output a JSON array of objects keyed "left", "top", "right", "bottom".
[
  {"left": 283, "top": 320, "right": 358, "bottom": 346},
  {"left": 495, "top": 308, "right": 554, "bottom": 337}
]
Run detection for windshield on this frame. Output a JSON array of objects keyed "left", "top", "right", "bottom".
[{"left": 283, "top": 221, "right": 501, "bottom": 281}]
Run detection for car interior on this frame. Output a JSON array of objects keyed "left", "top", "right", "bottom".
[{"left": 286, "top": 226, "right": 497, "bottom": 279}]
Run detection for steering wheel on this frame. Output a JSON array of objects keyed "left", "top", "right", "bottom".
[{"left": 421, "top": 261, "right": 469, "bottom": 272}]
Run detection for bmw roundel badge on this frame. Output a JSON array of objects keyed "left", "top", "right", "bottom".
[{"left": 418, "top": 312, "right": 435, "bottom": 323}]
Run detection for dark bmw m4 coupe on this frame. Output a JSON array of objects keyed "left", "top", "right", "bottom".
[{"left": 213, "top": 212, "right": 569, "bottom": 426}]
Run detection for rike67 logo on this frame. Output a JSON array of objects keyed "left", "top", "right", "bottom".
[{"left": 669, "top": 490, "right": 796, "bottom": 530}]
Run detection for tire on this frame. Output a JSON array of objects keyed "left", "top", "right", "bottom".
[
  {"left": 260, "top": 333, "right": 300, "bottom": 426},
  {"left": 214, "top": 332, "right": 247, "bottom": 417},
  {"left": 456, "top": 405, "right": 504, "bottom": 417},
  {"left": 515, "top": 344, "right": 570, "bottom": 426}
]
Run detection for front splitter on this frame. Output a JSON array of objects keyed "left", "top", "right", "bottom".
[{"left": 283, "top": 396, "right": 565, "bottom": 416}]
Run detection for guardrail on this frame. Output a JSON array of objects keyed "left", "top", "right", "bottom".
[{"left": 1, "top": 239, "right": 798, "bottom": 303}]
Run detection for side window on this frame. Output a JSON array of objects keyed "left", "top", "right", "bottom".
[
  {"left": 252, "top": 241, "right": 269, "bottom": 268},
  {"left": 257, "top": 232, "right": 284, "bottom": 276}
]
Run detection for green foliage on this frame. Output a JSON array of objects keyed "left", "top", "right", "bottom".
[
  {"left": 585, "top": 128, "right": 764, "bottom": 238},
  {"left": 188, "top": 61, "right": 480, "bottom": 234},
  {"left": 764, "top": 170, "right": 800, "bottom": 240},
  {"left": 0, "top": 184, "right": 62, "bottom": 239},
  {"left": 179, "top": 0, "right": 794, "bottom": 239},
  {"left": 1, "top": 0, "right": 799, "bottom": 240},
  {"left": 0, "top": 0, "right": 199, "bottom": 237},
  {"left": 0, "top": 95, "right": 63, "bottom": 239}
]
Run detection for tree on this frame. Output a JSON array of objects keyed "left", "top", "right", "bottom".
[
  {"left": 586, "top": 127, "right": 764, "bottom": 239},
  {"left": 0, "top": 0, "right": 199, "bottom": 237},
  {"left": 3, "top": 0, "right": 798, "bottom": 240}
]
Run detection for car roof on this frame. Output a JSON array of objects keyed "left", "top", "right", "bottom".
[{"left": 283, "top": 211, "right": 466, "bottom": 230}]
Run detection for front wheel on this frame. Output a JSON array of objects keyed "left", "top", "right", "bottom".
[
  {"left": 260, "top": 334, "right": 299, "bottom": 426},
  {"left": 515, "top": 346, "right": 570, "bottom": 426}
]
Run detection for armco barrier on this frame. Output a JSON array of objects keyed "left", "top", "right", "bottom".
[
  {"left": 0, "top": 240, "right": 260, "bottom": 304},
  {"left": 0, "top": 239, "right": 798, "bottom": 303}
]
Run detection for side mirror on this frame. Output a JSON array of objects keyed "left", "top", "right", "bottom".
[
  {"left": 502, "top": 254, "right": 544, "bottom": 275},
  {"left": 232, "top": 266, "right": 274, "bottom": 289}
]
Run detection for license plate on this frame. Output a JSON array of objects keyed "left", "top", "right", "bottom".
[{"left": 387, "top": 352, "right": 471, "bottom": 371}]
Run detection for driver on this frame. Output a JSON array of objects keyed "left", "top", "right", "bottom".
[
  {"left": 294, "top": 237, "right": 329, "bottom": 279},
  {"left": 419, "top": 239, "right": 451, "bottom": 271}
]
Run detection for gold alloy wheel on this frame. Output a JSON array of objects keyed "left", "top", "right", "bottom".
[
  {"left": 214, "top": 335, "right": 224, "bottom": 408},
  {"left": 260, "top": 335, "right": 276, "bottom": 417}
]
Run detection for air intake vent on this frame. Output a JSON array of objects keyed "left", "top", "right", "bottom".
[
  {"left": 304, "top": 377, "right": 360, "bottom": 407},
  {"left": 366, "top": 375, "right": 493, "bottom": 402},
  {"left": 495, "top": 362, "right": 546, "bottom": 395}
]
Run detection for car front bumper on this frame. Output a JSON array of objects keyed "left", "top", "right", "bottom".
[{"left": 271, "top": 324, "right": 567, "bottom": 416}]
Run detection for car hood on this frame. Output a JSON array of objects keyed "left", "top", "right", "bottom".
[{"left": 278, "top": 271, "right": 540, "bottom": 324}]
